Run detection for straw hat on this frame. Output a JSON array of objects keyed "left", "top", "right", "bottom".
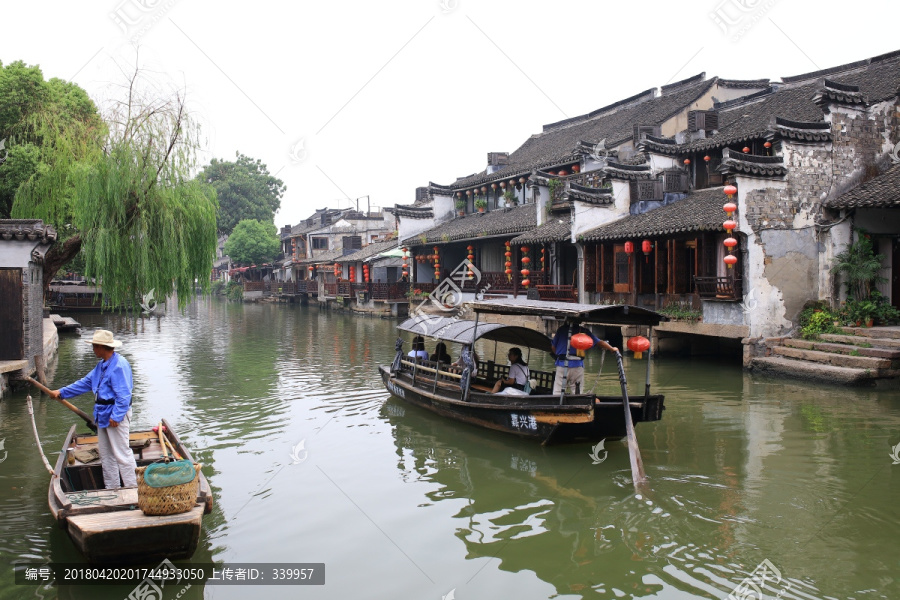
[{"left": 86, "top": 330, "right": 123, "bottom": 349}]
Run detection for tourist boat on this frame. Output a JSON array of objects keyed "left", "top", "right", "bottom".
[
  {"left": 378, "top": 298, "right": 667, "bottom": 444},
  {"left": 48, "top": 419, "right": 213, "bottom": 565}
]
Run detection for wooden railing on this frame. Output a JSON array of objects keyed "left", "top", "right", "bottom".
[
  {"left": 535, "top": 284, "right": 576, "bottom": 302},
  {"left": 243, "top": 281, "right": 264, "bottom": 292},
  {"left": 694, "top": 276, "right": 742, "bottom": 300}
]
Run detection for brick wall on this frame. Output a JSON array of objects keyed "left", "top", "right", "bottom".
[{"left": 22, "top": 262, "right": 44, "bottom": 371}]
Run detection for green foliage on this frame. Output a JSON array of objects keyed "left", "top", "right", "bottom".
[
  {"left": 224, "top": 219, "right": 279, "bottom": 265},
  {"left": 830, "top": 229, "right": 886, "bottom": 300},
  {"left": 548, "top": 179, "right": 561, "bottom": 200},
  {"left": 801, "top": 310, "right": 838, "bottom": 339},
  {"left": 0, "top": 60, "right": 105, "bottom": 219},
  {"left": 455, "top": 199, "right": 466, "bottom": 210},
  {"left": 503, "top": 189, "right": 516, "bottom": 204},
  {"left": 225, "top": 280, "right": 244, "bottom": 301},
  {"left": 196, "top": 152, "right": 285, "bottom": 235},
  {"left": 474, "top": 196, "right": 487, "bottom": 209},
  {"left": 10, "top": 65, "right": 217, "bottom": 309},
  {"left": 211, "top": 279, "right": 226, "bottom": 295},
  {"left": 658, "top": 302, "right": 702, "bottom": 322}
]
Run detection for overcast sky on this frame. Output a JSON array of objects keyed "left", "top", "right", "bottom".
[{"left": 2, "top": 0, "right": 898, "bottom": 228}]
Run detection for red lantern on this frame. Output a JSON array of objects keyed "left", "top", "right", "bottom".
[
  {"left": 572, "top": 165, "right": 580, "bottom": 173},
  {"left": 571, "top": 333, "right": 594, "bottom": 351},
  {"left": 433, "top": 246, "right": 439, "bottom": 253},
  {"left": 683, "top": 159, "right": 691, "bottom": 165},
  {"left": 723, "top": 202, "right": 737, "bottom": 215},
  {"left": 742, "top": 146, "right": 750, "bottom": 153},
  {"left": 434, "top": 262, "right": 440, "bottom": 269},
  {"left": 520, "top": 268, "right": 530, "bottom": 277},
  {"left": 724, "top": 254, "right": 738, "bottom": 269},
  {"left": 466, "top": 190, "right": 472, "bottom": 196},
  {"left": 723, "top": 220, "right": 737, "bottom": 232},
  {"left": 505, "top": 251, "right": 512, "bottom": 257},
  {"left": 519, "top": 177, "right": 526, "bottom": 184},
  {"left": 509, "top": 179, "right": 516, "bottom": 186},
  {"left": 763, "top": 141, "right": 772, "bottom": 148},
  {"left": 642, "top": 240, "right": 652, "bottom": 254},
  {"left": 704, "top": 155, "right": 711, "bottom": 162},
  {"left": 724, "top": 237, "right": 738, "bottom": 248},
  {"left": 522, "top": 256, "right": 531, "bottom": 264},
  {"left": 558, "top": 170, "right": 568, "bottom": 176},
  {"left": 505, "top": 268, "right": 512, "bottom": 275},
  {"left": 724, "top": 185, "right": 737, "bottom": 197},
  {"left": 456, "top": 191, "right": 462, "bottom": 198},
  {"left": 627, "top": 336, "right": 650, "bottom": 359},
  {"left": 521, "top": 279, "right": 530, "bottom": 287},
  {"left": 308, "top": 266, "right": 314, "bottom": 272},
  {"left": 500, "top": 181, "right": 506, "bottom": 188},
  {"left": 491, "top": 183, "right": 497, "bottom": 190},
  {"left": 481, "top": 186, "right": 487, "bottom": 193},
  {"left": 467, "top": 254, "right": 474, "bottom": 261},
  {"left": 624, "top": 241, "right": 634, "bottom": 254}
]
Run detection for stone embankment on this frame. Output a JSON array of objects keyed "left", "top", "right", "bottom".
[{"left": 750, "top": 326, "right": 900, "bottom": 386}]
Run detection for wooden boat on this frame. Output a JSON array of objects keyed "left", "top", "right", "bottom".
[
  {"left": 48, "top": 418, "right": 213, "bottom": 565},
  {"left": 379, "top": 299, "right": 667, "bottom": 445}
]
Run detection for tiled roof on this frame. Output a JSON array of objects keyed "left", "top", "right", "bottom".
[
  {"left": 446, "top": 76, "right": 717, "bottom": 190},
  {"left": 510, "top": 218, "right": 571, "bottom": 245},
  {"left": 773, "top": 117, "right": 832, "bottom": 143},
  {"left": 580, "top": 187, "right": 727, "bottom": 242},
  {"left": 0, "top": 219, "right": 57, "bottom": 243},
  {"left": 401, "top": 203, "right": 536, "bottom": 246},
  {"left": 824, "top": 163, "right": 900, "bottom": 209},
  {"left": 717, "top": 149, "right": 787, "bottom": 178},
  {"left": 566, "top": 182, "right": 615, "bottom": 204},
  {"left": 336, "top": 240, "right": 399, "bottom": 263},
  {"left": 388, "top": 204, "right": 434, "bottom": 219},
  {"left": 298, "top": 247, "right": 346, "bottom": 265},
  {"left": 682, "top": 50, "right": 900, "bottom": 153}
]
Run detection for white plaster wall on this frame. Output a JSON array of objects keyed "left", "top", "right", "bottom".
[
  {"left": 0, "top": 242, "right": 38, "bottom": 268},
  {"left": 733, "top": 176, "right": 796, "bottom": 338},
  {"left": 397, "top": 213, "right": 435, "bottom": 243},
  {"left": 647, "top": 154, "right": 678, "bottom": 171},
  {"left": 534, "top": 184, "right": 550, "bottom": 226},
  {"left": 433, "top": 193, "right": 455, "bottom": 225}
]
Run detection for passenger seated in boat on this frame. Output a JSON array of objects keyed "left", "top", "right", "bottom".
[
  {"left": 492, "top": 347, "right": 530, "bottom": 394},
  {"left": 430, "top": 342, "right": 452, "bottom": 365},
  {"left": 451, "top": 349, "right": 479, "bottom": 371},
  {"left": 408, "top": 336, "right": 428, "bottom": 361}
]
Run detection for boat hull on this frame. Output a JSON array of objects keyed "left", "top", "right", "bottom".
[
  {"left": 379, "top": 366, "right": 664, "bottom": 444},
  {"left": 48, "top": 420, "right": 212, "bottom": 565}
]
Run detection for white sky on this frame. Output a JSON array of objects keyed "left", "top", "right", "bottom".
[{"left": 2, "top": 0, "right": 898, "bottom": 229}]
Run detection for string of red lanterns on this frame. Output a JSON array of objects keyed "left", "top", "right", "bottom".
[
  {"left": 521, "top": 246, "right": 531, "bottom": 288},
  {"left": 466, "top": 245, "right": 475, "bottom": 280},
  {"left": 540, "top": 247, "right": 545, "bottom": 272},
  {"left": 433, "top": 246, "right": 440, "bottom": 280},
  {"left": 401, "top": 247, "right": 409, "bottom": 279},
  {"left": 723, "top": 185, "right": 738, "bottom": 269},
  {"left": 333, "top": 262, "right": 340, "bottom": 278},
  {"left": 363, "top": 262, "right": 370, "bottom": 283},
  {"left": 504, "top": 241, "right": 512, "bottom": 281}
]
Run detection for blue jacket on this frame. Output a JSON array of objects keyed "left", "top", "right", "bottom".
[
  {"left": 551, "top": 325, "right": 602, "bottom": 368},
  {"left": 60, "top": 353, "right": 133, "bottom": 428}
]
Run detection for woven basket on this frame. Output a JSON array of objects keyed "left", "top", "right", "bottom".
[{"left": 135, "top": 463, "right": 200, "bottom": 516}]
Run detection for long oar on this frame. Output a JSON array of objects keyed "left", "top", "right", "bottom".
[
  {"left": 613, "top": 352, "right": 646, "bottom": 485},
  {"left": 24, "top": 376, "right": 98, "bottom": 432}
]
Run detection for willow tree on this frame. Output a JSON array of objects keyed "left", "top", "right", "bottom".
[{"left": 12, "top": 68, "right": 218, "bottom": 309}]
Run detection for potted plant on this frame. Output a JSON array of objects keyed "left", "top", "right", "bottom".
[
  {"left": 503, "top": 189, "right": 516, "bottom": 207},
  {"left": 856, "top": 300, "right": 877, "bottom": 327},
  {"left": 474, "top": 197, "right": 487, "bottom": 213},
  {"left": 455, "top": 199, "right": 466, "bottom": 216}
]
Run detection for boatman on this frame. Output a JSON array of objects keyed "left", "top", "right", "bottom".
[
  {"left": 49, "top": 330, "right": 137, "bottom": 489},
  {"left": 551, "top": 323, "right": 618, "bottom": 395}
]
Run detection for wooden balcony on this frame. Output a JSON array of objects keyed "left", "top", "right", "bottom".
[{"left": 693, "top": 276, "right": 742, "bottom": 300}]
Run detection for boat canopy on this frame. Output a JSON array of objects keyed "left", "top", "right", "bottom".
[
  {"left": 470, "top": 299, "right": 667, "bottom": 326},
  {"left": 397, "top": 315, "right": 553, "bottom": 353}
]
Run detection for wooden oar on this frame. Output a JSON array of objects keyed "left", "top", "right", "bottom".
[
  {"left": 613, "top": 352, "right": 646, "bottom": 485},
  {"left": 24, "top": 376, "right": 98, "bottom": 432}
]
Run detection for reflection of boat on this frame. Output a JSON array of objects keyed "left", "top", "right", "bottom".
[
  {"left": 379, "top": 299, "right": 666, "bottom": 444},
  {"left": 48, "top": 419, "right": 213, "bottom": 565},
  {"left": 48, "top": 282, "right": 122, "bottom": 312}
]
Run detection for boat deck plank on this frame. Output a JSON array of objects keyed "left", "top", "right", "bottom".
[
  {"left": 68, "top": 506, "right": 204, "bottom": 534},
  {"left": 65, "top": 488, "right": 138, "bottom": 508}
]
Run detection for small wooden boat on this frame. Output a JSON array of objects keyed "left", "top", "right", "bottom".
[
  {"left": 379, "top": 299, "right": 667, "bottom": 445},
  {"left": 48, "top": 418, "right": 213, "bottom": 565}
]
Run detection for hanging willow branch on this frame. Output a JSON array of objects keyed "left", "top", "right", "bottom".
[{"left": 13, "top": 66, "right": 218, "bottom": 309}]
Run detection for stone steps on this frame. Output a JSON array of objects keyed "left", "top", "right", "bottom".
[
  {"left": 819, "top": 333, "right": 900, "bottom": 348},
  {"left": 772, "top": 346, "right": 891, "bottom": 370},
  {"left": 839, "top": 326, "right": 900, "bottom": 340},
  {"left": 783, "top": 338, "right": 900, "bottom": 360},
  {"left": 749, "top": 357, "right": 874, "bottom": 385}
]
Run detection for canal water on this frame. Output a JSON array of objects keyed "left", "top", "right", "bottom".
[{"left": 0, "top": 298, "right": 898, "bottom": 600}]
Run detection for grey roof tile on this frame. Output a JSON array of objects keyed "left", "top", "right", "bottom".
[
  {"left": 580, "top": 187, "right": 728, "bottom": 242},
  {"left": 402, "top": 204, "right": 537, "bottom": 245},
  {"left": 825, "top": 163, "right": 900, "bottom": 209}
]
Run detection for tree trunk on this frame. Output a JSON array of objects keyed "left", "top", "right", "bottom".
[{"left": 42, "top": 235, "right": 82, "bottom": 302}]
